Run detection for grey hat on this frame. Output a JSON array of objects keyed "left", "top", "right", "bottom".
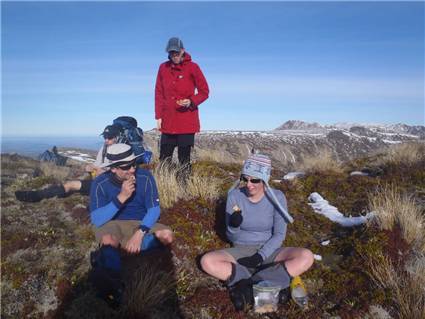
[
  {"left": 166, "top": 37, "right": 184, "bottom": 53},
  {"left": 241, "top": 154, "right": 272, "bottom": 183}
]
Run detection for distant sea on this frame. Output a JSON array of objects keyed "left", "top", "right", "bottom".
[{"left": 1, "top": 136, "right": 104, "bottom": 158}]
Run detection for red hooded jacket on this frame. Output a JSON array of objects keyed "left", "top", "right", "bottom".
[{"left": 155, "top": 52, "right": 209, "bottom": 134}]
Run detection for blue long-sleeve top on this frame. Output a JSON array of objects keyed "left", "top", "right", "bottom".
[
  {"left": 89, "top": 169, "right": 160, "bottom": 232},
  {"left": 225, "top": 187, "right": 288, "bottom": 260}
]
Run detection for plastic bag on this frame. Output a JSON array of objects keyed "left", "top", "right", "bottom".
[{"left": 253, "top": 281, "right": 281, "bottom": 313}]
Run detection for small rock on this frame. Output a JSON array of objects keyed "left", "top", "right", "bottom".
[
  {"left": 283, "top": 172, "right": 305, "bottom": 180},
  {"left": 321, "top": 240, "right": 330, "bottom": 246},
  {"left": 350, "top": 171, "right": 369, "bottom": 176}
]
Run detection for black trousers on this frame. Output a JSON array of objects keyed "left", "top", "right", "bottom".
[
  {"left": 159, "top": 144, "right": 192, "bottom": 166},
  {"left": 159, "top": 134, "right": 194, "bottom": 181},
  {"left": 159, "top": 133, "right": 194, "bottom": 166}
]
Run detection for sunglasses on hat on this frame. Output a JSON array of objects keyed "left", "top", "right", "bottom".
[{"left": 240, "top": 175, "right": 262, "bottom": 184}]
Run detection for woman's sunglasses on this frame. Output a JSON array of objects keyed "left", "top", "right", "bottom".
[
  {"left": 117, "top": 160, "right": 137, "bottom": 171},
  {"left": 240, "top": 175, "right": 262, "bottom": 184}
]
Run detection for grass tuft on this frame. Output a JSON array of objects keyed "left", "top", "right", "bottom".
[
  {"left": 368, "top": 185, "right": 424, "bottom": 251},
  {"left": 296, "top": 149, "right": 343, "bottom": 174},
  {"left": 40, "top": 162, "right": 71, "bottom": 181},
  {"left": 152, "top": 161, "right": 181, "bottom": 209},
  {"left": 368, "top": 253, "right": 425, "bottom": 319},
  {"left": 120, "top": 263, "right": 176, "bottom": 318},
  {"left": 152, "top": 161, "right": 222, "bottom": 209},
  {"left": 378, "top": 142, "right": 425, "bottom": 166}
]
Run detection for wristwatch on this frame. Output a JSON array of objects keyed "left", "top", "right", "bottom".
[{"left": 138, "top": 225, "right": 150, "bottom": 233}]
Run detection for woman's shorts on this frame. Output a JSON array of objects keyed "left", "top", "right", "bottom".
[{"left": 219, "top": 244, "right": 283, "bottom": 264}]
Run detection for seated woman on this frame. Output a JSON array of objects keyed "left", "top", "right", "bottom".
[{"left": 200, "top": 153, "right": 314, "bottom": 311}]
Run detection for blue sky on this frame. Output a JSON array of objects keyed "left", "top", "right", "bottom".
[{"left": 2, "top": 1, "right": 424, "bottom": 136}]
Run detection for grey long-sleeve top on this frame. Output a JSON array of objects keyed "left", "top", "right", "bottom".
[{"left": 225, "top": 187, "right": 288, "bottom": 259}]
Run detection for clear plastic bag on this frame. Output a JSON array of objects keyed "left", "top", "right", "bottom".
[{"left": 252, "top": 281, "right": 281, "bottom": 313}]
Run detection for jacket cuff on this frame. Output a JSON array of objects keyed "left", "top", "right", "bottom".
[
  {"left": 258, "top": 250, "right": 267, "bottom": 260},
  {"left": 112, "top": 196, "right": 124, "bottom": 209},
  {"left": 189, "top": 96, "right": 197, "bottom": 107}
]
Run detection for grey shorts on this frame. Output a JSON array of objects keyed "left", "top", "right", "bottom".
[
  {"left": 219, "top": 245, "right": 283, "bottom": 264},
  {"left": 93, "top": 220, "right": 171, "bottom": 246}
]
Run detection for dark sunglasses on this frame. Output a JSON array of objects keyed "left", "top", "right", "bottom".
[
  {"left": 117, "top": 160, "right": 137, "bottom": 171},
  {"left": 240, "top": 176, "right": 262, "bottom": 184}
]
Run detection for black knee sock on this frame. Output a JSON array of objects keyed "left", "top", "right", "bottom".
[
  {"left": 15, "top": 185, "right": 66, "bottom": 202},
  {"left": 38, "top": 185, "right": 66, "bottom": 199},
  {"left": 227, "top": 263, "right": 252, "bottom": 287}
]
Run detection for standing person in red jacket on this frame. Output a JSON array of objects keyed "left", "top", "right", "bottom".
[{"left": 155, "top": 37, "right": 209, "bottom": 179}]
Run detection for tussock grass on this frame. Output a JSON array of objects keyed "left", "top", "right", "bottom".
[
  {"left": 378, "top": 142, "right": 425, "bottom": 166},
  {"left": 152, "top": 161, "right": 181, "bottom": 209},
  {"left": 368, "top": 185, "right": 425, "bottom": 251},
  {"left": 120, "top": 263, "right": 176, "bottom": 318},
  {"left": 185, "top": 171, "right": 221, "bottom": 200},
  {"left": 152, "top": 161, "right": 221, "bottom": 208},
  {"left": 40, "top": 162, "right": 70, "bottom": 181},
  {"left": 193, "top": 147, "right": 242, "bottom": 164},
  {"left": 296, "top": 149, "right": 343, "bottom": 174},
  {"left": 368, "top": 253, "right": 425, "bottom": 319}
]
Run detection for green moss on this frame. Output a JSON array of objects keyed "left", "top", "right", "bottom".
[
  {"left": 1, "top": 260, "right": 30, "bottom": 289},
  {"left": 23, "top": 176, "right": 58, "bottom": 190}
]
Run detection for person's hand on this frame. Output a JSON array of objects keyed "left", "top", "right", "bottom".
[
  {"left": 237, "top": 253, "right": 263, "bottom": 268},
  {"left": 176, "top": 99, "right": 191, "bottom": 107},
  {"left": 117, "top": 176, "right": 135, "bottom": 203},
  {"left": 229, "top": 211, "right": 243, "bottom": 227},
  {"left": 124, "top": 229, "right": 144, "bottom": 254},
  {"left": 85, "top": 164, "right": 95, "bottom": 173},
  {"left": 93, "top": 166, "right": 105, "bottom": 176},
  {"left": 156, "top": 119, "right": 162, "bottom": 130}
]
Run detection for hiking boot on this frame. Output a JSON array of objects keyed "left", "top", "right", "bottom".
[
  {"left": 229, "top": 278, "right": 253, "bottom": 311},
  {"left": 278, "top": 287, "right": 290, "bottom": 305},
  {"left": 15, "top": 190, "right": 43, "bottom": 202}
]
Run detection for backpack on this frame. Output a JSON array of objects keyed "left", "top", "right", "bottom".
[
  {"left": 38, "top": 147, "right": 68, "bottom": 166},
  {"left": 112, "top": 116, "right": 152, "bottom": 164}
]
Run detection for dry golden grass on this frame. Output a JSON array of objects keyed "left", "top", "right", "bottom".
[
  {"left": 296, "top": 149, "right": 343, "bottom": 174},
  {"left": 368, "top": 253, "right": 425, "bottom": 319},
  {"left": 152, "top": 161, "right": 222, "bottom": 209},
  {"left": 193, "top": 147, "right": 242, "bottom": 164},
  {"left": 39, "top": 162, "right": 70, "bottom": 180},
  {"left": 378, "top": 142, "right": 425, "bottom": 166},
  {"left": 152, "top": 161, "right": 181, "bottom": 209},
  {"left": 185, "top": 170, "right": 221, "bottom": 200},
  {"left": 368, "top": 185, "right": 425, "bottom": 251}
]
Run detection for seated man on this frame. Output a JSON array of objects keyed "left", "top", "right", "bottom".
[
  {"left": 15, "top": 124, "right": 120, "bottom": 202},
  {"left": 89, "top": 143, "right": 174, "bottom": 306}
]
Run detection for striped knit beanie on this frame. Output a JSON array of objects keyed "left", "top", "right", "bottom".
[{"left": 241, "top": 153, "right": 272, "bottom": 183}]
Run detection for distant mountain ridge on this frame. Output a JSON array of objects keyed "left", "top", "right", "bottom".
[
  {"left": 274, "top": 120, "right": 425, "bottom": 137},
  {"left": 143, "top": 120, "right": 424, "bottom": 169},
  {"left": 275, "top": 120, "right": 322, "bottom": 130}
]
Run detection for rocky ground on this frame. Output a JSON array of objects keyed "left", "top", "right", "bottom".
[{"left": 1, "top": 149, "right": 424, "bottom": 319}]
